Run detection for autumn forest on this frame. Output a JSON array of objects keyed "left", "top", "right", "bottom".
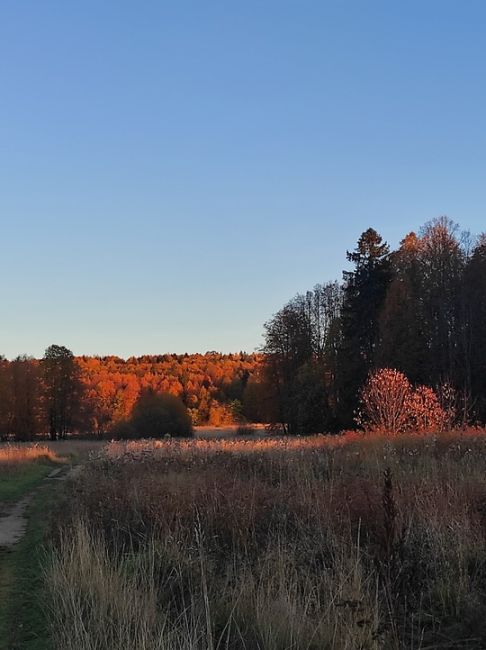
[{"left": 1, "top": 216, "right": 485, "bottom": 440}]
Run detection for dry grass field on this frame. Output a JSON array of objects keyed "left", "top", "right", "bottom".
[{"left": 44, "top": 430, "right": 486, "bottom": 649}]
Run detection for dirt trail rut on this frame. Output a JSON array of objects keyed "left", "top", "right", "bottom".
[
  {"left": 0, "top": 465, "right": 80, "bottom": 549},
  {"left": 0, "top": 495, "right": 33, "bottom": 547}
]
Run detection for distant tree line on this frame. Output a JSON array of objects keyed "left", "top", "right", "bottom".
[
  {"left": 77, "top": 352, "right": 261, "bottom": 432},
  {"left": 0, "top": 350, "right": 262, "bottom": 439},
  {"left": 259, "top": 217, "right": 486, "bottom": 433}
]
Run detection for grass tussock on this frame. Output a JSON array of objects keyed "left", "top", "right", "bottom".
[{"left": 46, "top": 431, "right": 486, "bottom": 649}]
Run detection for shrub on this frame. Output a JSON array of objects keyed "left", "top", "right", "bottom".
[
  {"left": 109, "top": 418, "right": 136, "bottom": 440},
  {"left": 359, "top": 368, "right": 447, "bottom": 434},
  {"left": 406, "top": 384, "right": 446, "bottom": 433},
  {"left": 358, "top": 369, "right": 412, "bottom": 434},
  {"left": 112, "top": 390, "right": 193, "bottom": 438}
]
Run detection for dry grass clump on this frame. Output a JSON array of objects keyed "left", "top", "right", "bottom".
[
  {"left": 47, "top": 522, "right": 193, "bottom": 650},
  {"left": 0, "top": 443, "right": 63, "bottom": 473},
  {"left": 46, "top": 432, "right": 486, "bottom": 649}
]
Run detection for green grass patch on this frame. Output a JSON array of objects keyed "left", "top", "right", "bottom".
[
  {"left": 0, "top": 462, "right": 58, "bottom": 504},
  {"left": 0, "top": 479, "right": 63, "bottom": 650}
]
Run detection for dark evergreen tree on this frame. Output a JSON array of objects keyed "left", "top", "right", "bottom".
[
  {"left": 337, "top": 228, "right": 391, "bottom": 426},
  {"left": 464, "top": 234, "right": 486, "bottom": 419}
]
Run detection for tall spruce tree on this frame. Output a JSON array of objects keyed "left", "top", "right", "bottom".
[{"left": 337, "top": 228, "right": 391, "bottom": 425}]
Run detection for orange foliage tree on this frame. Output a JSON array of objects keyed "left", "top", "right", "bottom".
[{"left": 76, "top": 352, "right": 262, "bottom": 433}]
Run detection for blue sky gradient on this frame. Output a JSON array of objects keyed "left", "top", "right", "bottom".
[{"left": 1, "top": 1, "right": 485, "bottom": 358}]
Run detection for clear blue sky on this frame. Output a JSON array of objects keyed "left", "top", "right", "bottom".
[{"left": 1, "top": 1, "right": 485, "bottom": 359}]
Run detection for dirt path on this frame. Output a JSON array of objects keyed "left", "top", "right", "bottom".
[
  {"left": 0, "top": 495, "right": 33, "bottom": 547},
  {"left": 0, "top": 465, "right": 79, "bottom": 549}
]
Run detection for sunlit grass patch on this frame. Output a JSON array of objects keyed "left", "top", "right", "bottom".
[
  {"left": 0, "top": 444, "right": 65, "bottom": 503},
  {"left": 0, "top": 444, "right": 63, "bottom": 469}
]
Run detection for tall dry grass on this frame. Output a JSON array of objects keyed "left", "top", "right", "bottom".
[
  {"left": 45, "top": 431, "right": 486, "bottom": 649},
  {"left": 0, "top": 443, "right": 63, "bottom": 475}
]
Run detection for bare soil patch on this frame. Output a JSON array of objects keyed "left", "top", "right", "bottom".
[{"left": 0, "top": 496, "right": 32, "bottom": 548}]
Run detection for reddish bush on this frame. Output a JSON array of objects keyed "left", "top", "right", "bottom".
[
  {"left": 406, "top": 384, "right": 446, "bottom": 433},
  {"left": 358, "top": 369, "right": 412, "bottom": 434},
  {"left": 359, "top": 368, "right": 447, "bottom": 434}
]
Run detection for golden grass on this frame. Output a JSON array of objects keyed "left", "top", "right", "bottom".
[
  {"left": 101, "top": 426, "right": 486, "bottom": 461},
  {"left": 0, "top": 443, "right": 63, "bottom": 467}
]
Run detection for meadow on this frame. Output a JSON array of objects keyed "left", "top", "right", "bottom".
[{"left": 44, "top": 431, "right": 486, "bottom": 649}]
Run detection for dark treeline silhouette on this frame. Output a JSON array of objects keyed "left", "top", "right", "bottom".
[
  {"left": 260, "top": 217, "right": 486, "bottom": 433},
  {"left": 0, "top": 350, "right": 262, "bottom": 439}
]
